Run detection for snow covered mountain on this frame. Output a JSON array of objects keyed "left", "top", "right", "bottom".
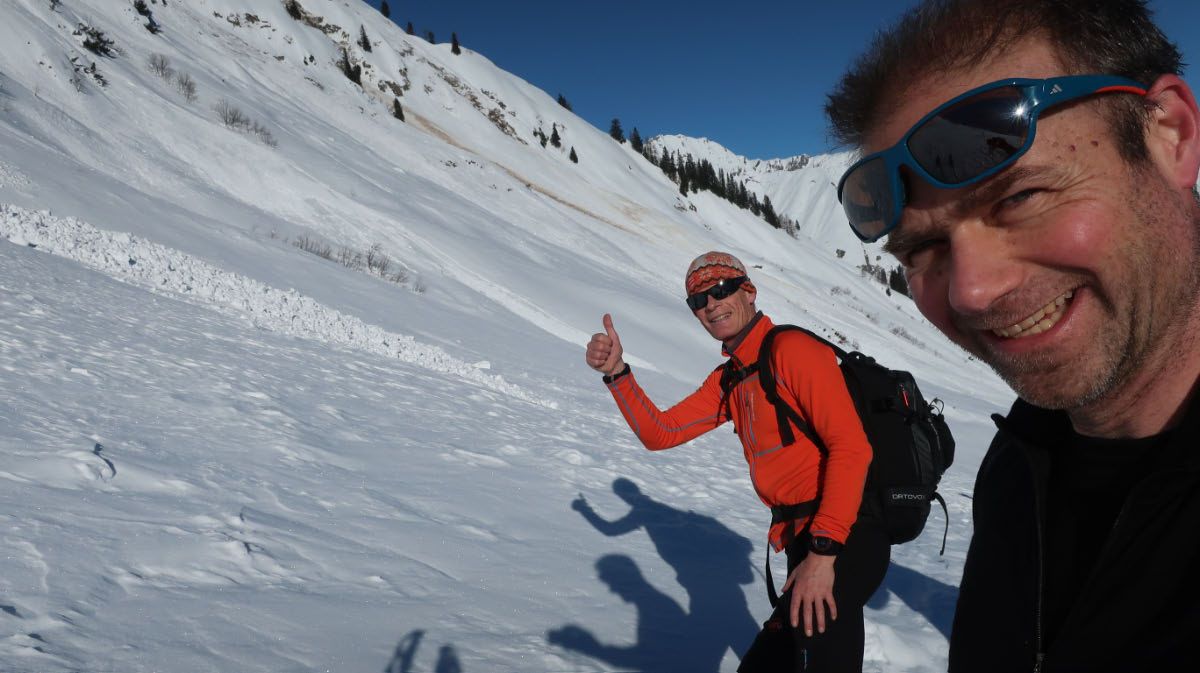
[
  {"left": 648, "top": 134, "right": 866, "bottom": 255},
  {"left": 0, "top": 1, "right": 1015, "bottom": 671}
]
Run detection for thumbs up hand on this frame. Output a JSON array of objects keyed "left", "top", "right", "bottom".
[{"left": 586, "top": 313, "right": 626, "bottom": 376}]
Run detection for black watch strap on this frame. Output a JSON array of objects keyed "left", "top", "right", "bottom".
[
  {"left": 602, "top": 363, "right": 631, "bottom": 384},
  {"left": 809, "top": 535, "right": 843, "bottom": 556}
]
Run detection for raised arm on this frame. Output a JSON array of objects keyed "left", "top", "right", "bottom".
[{"left": 586, "top": 314, "right": 726, "bottom": 450}]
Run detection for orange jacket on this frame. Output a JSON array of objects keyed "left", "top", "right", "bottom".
[{"left": 606, "top": 314, "right": 872, "bottom": 550}]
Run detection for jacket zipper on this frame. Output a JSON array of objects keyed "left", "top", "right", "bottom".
[
  {"left": 1033, "top": 495, "right": 1045, "bottom": 672},
  {"left": 1028, "top": 450, "right": 1046, "bottom": 672},
  {"left": 1028, "top": 450, "right": 1148, "bottom": 673},
  {"left": 1047, "top": 472, "right": 1154, "bottom": 653}
]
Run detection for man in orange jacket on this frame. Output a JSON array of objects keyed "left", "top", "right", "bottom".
[{"left": 585, "top": 251, "right": 889, "bottom": 672}]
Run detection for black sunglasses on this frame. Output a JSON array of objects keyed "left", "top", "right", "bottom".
[
  {"left": 837, "top": 74, "right": 1146, "bottom": 242},
  {"left": 686, "top": 276, "right": 747, "bottom": 311}
]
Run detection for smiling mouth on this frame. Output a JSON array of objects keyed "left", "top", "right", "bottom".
[
  {"left": 992, "top": 290, "right": 1074, "bottom": 339},
  {"left": 709, "top": 312, "right": 732, "bottom": 324}
]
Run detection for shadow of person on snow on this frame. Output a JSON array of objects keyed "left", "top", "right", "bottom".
[
  {"left": 549, "top": 554, "right": 723, "bottom": 673},
  {"left": 384, "top": 630, "right": 464, "bottom": 673},
  {"left": 549, "top": 478, "right": 760, "bottom": 671},
  {"left": 868, "top": 561, "right": 959, "bottom": 640}
]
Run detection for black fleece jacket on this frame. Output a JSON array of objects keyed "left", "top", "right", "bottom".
[{"left": 948, "top": 393, "right": 1200, "bottom": 673}]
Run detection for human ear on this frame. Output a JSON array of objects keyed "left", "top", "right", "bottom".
[{"left": 1142, "top": 74, "right": 1200, "bottom": 191}]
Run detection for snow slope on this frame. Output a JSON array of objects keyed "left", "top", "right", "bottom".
[{"left": 0, "top": 1, "right": 1020, "bottom": 671}]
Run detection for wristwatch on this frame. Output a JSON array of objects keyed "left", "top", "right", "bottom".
[
  {"left": 602, "top": 363, "right": 631, "bottom": 384},
  {"left": 809, "top": 535, "right": 843, "bottom": 556}
]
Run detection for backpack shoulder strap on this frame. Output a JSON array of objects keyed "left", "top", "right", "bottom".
[
  {"left": 717, "top": 358, "right": 757, "bottom": 426},
  {"left": 757, "top": 325, "right": 827, "bottom": 453}
]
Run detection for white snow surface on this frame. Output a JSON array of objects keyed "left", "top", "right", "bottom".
[{"left": 0, "top": 1, "right": 1040, "bottom": 671}]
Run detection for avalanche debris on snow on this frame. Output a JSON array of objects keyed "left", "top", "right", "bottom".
[{"left": 0, "top": 204, "right": 556, "bottom": 409}]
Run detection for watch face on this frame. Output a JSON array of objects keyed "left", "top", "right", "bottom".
[{"left": 809, "top": 536, "right": 841, "bottom": 555}]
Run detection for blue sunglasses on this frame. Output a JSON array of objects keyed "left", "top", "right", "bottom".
[{"left": 837, "top": 74, "right": 1147, "bottom": 242}]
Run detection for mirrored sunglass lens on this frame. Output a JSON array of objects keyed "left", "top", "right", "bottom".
[
  {"left": 909, "top": 87, "right": 1030, "bottom": 184},
  {"left": 686, "top": 277, "right": 744, "bottom": 310},
  {"left": 710, "top": 278, "right": 742, "bottom": 300},
  {"left": 840, "top": 157, "right": 893, "bottom": 241}
]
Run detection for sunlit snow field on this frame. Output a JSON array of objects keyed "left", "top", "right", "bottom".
[{"left": 0, "top": 0, "right": 1056, "bottom": 671}]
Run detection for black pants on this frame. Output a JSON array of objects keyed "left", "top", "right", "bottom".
[{"left": 739, "top": 521, "right": 891, "bottom": 672}]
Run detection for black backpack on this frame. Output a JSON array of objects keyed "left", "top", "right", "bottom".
[{"left": 721, "top": 325, "right": 955, "bottom": 553}]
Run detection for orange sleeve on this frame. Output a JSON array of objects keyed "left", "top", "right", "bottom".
[
  {"left": 772, "top": 333, "right": 872, "bottom": 544},
  {"left": 606, "top": 367, "right": 728, "bottom": 450}
]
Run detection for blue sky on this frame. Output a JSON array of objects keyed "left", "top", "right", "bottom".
[{"left": 365, "top": 1, "right": 1200, "bottom": 160}]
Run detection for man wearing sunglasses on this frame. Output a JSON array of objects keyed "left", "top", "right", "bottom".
[
  {"left": 826, "top": 0, "right": 1200, "bottom": 671},
  {"left": 585, "top": 251, "right": 885, "bottom": 672}
]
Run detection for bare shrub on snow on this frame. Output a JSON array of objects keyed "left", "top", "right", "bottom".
[
  {"left": 250, "top": 120, "right": 278, "bottom": 147},
  {"left": 292, "top": 237, "right": 415, "bottom": 289},
  {"left": 365, "top": 244, "right": 390, "bottom": 276},
  {"left": 293, "top": 235, "right": 333, "bottom": 260},
  {"left": 174, "top": 72, "right": 197, "bottom": 102},
  {"left": 214, "top": 99, "right": 276, "bottom": 146},
  {"left": 215, "top": 99, "right": 249, "bottom": 129},
  {"left": 336, "top": 247, "right": 365, "bottom": 271},
  {"left": 147, "top": 53, "right": 173, "bottom": 79}
]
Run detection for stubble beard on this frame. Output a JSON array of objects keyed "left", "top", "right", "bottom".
[{"left": 972, "top": 179, "right": 1200, "bottom": 412}]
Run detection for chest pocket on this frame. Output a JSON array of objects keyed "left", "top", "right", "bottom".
[{"left": 720, "top": 364, "right": 797, "bottom": 456}]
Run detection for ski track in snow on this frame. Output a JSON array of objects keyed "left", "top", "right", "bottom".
[{"left": 0, "top": 203, "right": 556, "bottom": 409}]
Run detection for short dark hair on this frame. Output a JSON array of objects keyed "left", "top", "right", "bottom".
[{"left": 826, "top": 0, "right": 1184, "bottom": 163}]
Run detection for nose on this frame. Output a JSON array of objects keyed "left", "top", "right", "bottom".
[{"left": 945, "top": 224, "right": 1022, "bottom": 317}]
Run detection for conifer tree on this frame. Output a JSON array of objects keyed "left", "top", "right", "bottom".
[
  {"left": 425, "top": 30, "right": 435, "bottom": 43},
  {"left": 549, "top": 125, "right": 561, "bottom": 148},
  {"left": 609, "top": 118, "right": 625, "bottom": 143},
  {"left": 406, "top": 22, "right": 414, "bottom": 35},
  {"left": 392, "top": 98, "right": 405, "bottom": 121},
  {"left": 358, "top": 25, "right": 372, "bottom": 52},
  {"left": 451, "top": 32, "right": 461, "bottom": 55},
  {"left": 888, "top": 266, "right": 910, "bottom": 296},
  {"left": 380, "top": 1, "right": 390, "bottom": 19},
  {"left": 629, "top": 127, "right": 643, "bottom": 154},
  {"left": 338, "top": 48, "right": 361, "bottom": 85},
  {"left": 659, "top": 151, "right": 675, "bottom": 179},
  {"left": 285, "top": 0, "right": 302, "bottom": 20},
  {"left": 569, "top": 147, "right": 579, "bottom": 163},
  {"left": 679, "top": 174, "right": 689, "bottom": 196},
  {"left": 700, "top": 160, "right": 716, "bottom": 192},
  {"left": 556, "top": 93, "right": 573, "bottom": 111},
  {"left": 762, "top": 195, "right": 780, "bottom": 228}
]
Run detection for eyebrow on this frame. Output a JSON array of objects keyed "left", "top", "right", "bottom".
[
  {"left": 952, "top": 166, "right": 1050, "bottom": 216},
  {"left": 882, "top": 165, "right": 1056, "bottom": 255}
]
